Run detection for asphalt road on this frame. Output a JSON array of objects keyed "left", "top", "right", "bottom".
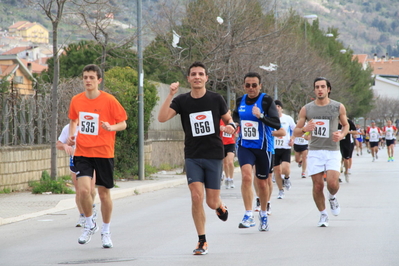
[{"left": 0, "top": 147, "right": 398, "bottom": 266}]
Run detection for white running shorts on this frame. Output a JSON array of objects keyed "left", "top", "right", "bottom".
[{"left": 307, "top": 150, "right": 341, "bottom": 176}]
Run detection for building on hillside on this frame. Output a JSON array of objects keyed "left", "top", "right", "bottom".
[
  {"left": 8, "top": 21, "right": 49, "bottom": 44},
  {"left": 353, "top": 53, "right": 399, "bottom": 99},
  {"left": 0, "top": 55, "right": 37, "bottom": 95}
]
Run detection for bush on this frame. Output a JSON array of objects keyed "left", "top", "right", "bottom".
[
  {"left": 29, "top": 171, "right": 75, "bottom": 194},
  {"left": 105, "top": 67, "right": 158, "bottom": 178}
]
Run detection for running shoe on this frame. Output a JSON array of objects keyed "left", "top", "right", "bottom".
[
  {"left": 266, "top": 202, "right": 271, "bottom": 215},
  {"left": 388, "top": 157, "right": 391, "bottom": 162},
  {"left": 272, "top": 174, "right": 275, "bottom": 183},
  {"left": 193, "top": 241, "right": 208, "bottom": 255},
  {"left": 284, "top": 177, "right": 291, "bottom": 191},
  {"left": 101, "top": 232, "right": 113, "bottom": 248},
  {"left": 230, "top": 180, "right": 235, "bottom": 188},
  {"left": 76, "top": 214, "right": 85, "bottom": 228},
  {"left": 254, "top": 198, "right": 261, "bottom": 212},
  {"left": 92, "top": 205, "right": 98, "bottom": 222},
  {"left": 372, "top": 157, "right": 375, "bottom": 162},
  {"left": 78, "top": 222, "right": 98, "bottom": 244},
  {"left": 224, "top": 179, "right": 229, "bottom": 189},
  {"left": 239, "top": 214, "right": 256, "bottom": 228},
  {"left": 216, "top": 203, "right": 228, "bottom": 221},
  {"left": 376, "top": 154, "right": 378, "bottom": 159},
  {"left": 301, "top": 172, "right": 306, "bottom": 178},
  {"left": 329, "top": 197, "right": 341, "bottom": 216},
  {"left": 298, "top": 161, "right": 302, "bottom": 167},
  {"left": 318, "top": 213, "right": 329, "bottom": 227},
  {"left": 258, "top": 214, "right": 269, "bottom": 231},
  {"left": 367, "top": 149, "right": 370, "bottom": 154},
  {"left": 392, "top": 157, "right": 395, "bottom": 162},
  {"left": 339, "top": 178, "right": 342, "bottom": 183},
  {"left": 345, "top": 173, "right": 349, "bottom": 183},
  {"left": 277, "top": 190, "right": 285, "bottom": 199}
]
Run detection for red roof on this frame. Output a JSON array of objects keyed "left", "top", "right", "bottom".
[
  {"left": 367, "top": 58, "right": 399, "bottom": 76},
  {"left": 2, "top": 46, "right": 30, "bottom": 55},
  {"left": 19, "top": 58, "right": 48, "bottom": 74}
]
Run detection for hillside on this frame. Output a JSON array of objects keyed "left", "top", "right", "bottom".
[
  {"left": 1, "top": 0, "right": 398, "bottom": 57},
  {"left": 280, "top": 0, "right": 399, "bottom": 57}
]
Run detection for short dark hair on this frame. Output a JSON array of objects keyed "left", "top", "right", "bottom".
[
  {"left": 274, "top": 100, "right": 283, "bottom": 108},
  {"left": 83, "top": 64, "right": 102, "bottom": 79},
  {"left": 187, "top": 61, "right": 208, "bottom": 76},
  {"left": 314, "top": 77, "right": 332, "bottom": 95},
  {"left": 243, "top": 72, "right": 262, "bottom": 84}
]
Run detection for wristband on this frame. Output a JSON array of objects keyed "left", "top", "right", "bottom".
[
  {"left": 302, "top": 128, "right": 306, "bottom": 133},
  {"left": 228, "top": 122, "right": 237, "bottom": 130}
]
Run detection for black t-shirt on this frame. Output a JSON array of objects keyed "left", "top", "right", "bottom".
[
  {"left": 339, "top": 119, "right": 356, "bottom": 146},
  {"left": 170, "top": 90, "right": 228, "bottom": 159}
]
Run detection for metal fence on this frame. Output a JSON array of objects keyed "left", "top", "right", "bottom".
[{"left": 0, "top": 78, "right": 84, "bottom": 146}]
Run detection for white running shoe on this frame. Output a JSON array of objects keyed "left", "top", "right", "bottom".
[
  {"left": 238, "top": 214, "right": 256, "bottom": 228},
  {"left": 224, "top": 179, "right": 229, "bottom": 189},
  {"left": 76, "top": 214, "right": 85, "bottom": 228},
  {"left": 92, "top": 206, "right": 98, "bottom": 222},
  {"left": 258, "top": 214, "right": 269, "bottom": 231},
  {"left": 329, "top": 197, "right": 341, "bottom": 216},
  {"left": 78, "top": 222, "right": 98, "bottom": 244},
  {"left": 230, "top": 180, "right": 235, "bottom": 188},
  {"left": 266, "top": 202, "right": 271, "bottom": 215},
  {"left": 345, "top": 173, "right": 349, "bottom": 183},
  {"left": 101, "top": 232, "right": 113, "bottom": 248},
  {"left": 284, "top": 178, "right": 291, "bottom": 191},
  {"left": 277, "top": 190, "right": 285, "bottom": 199},
  {"left": 318, "top": 213, "right": 329, "bottom": 227}
]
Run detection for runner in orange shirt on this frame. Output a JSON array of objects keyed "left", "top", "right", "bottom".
[
  {"left": 67, "top": 64, "right": 127, "bottom": 248},
  {"left": 220, "top": 111, "right": 236, "bottom": 189}
]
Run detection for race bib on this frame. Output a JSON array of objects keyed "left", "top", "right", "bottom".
[
  {"left": 312, "top": 119, "right": 329, "bottom": 138},
  {"left": 296, "top": 137, "right": 305, "bottom": 144},
  {"left": 386, "top": 130, "right": 393, "bottom": 139},
  {"left": 275, "top": 137, "right": 285, "bottom": 148},
  {"left": 79, "top": 112, "right": 99, "bottom": 135},
  {"left": 370, "top": 132, "right": 378, "bottom": 141},
  {"left": 189, "top": 111, "right": 215, "bottom": 137},
  {"left": 223, "top": 132, "right": 232, "bottom": 138},
  {"left": 241, "top": 120, "right": 259, "bottom": 140}
]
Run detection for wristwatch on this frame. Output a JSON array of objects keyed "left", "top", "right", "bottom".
[{"left": 259, "top": 113, "right": 264, "bottom": 119}]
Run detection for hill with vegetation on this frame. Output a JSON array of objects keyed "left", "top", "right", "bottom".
[{"left": 1, "top": 0, "right": 397, "bottom": 57}]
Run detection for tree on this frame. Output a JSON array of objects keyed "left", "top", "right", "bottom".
[
  {"left": 42, "top": 40, "right": 138, "bottom": 82},
  {"left": 104, "top": 67, "right": 158, "bottom": 177},
  {"left": 26, "top": 0, "right": 68, "bottom": 179},
  {"left": 71, "top": 0, "right": 138, "bottom": 89}
]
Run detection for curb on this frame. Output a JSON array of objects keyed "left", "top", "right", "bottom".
[{"left": 0, "top": 177, "right": 187, "bottom": 226}]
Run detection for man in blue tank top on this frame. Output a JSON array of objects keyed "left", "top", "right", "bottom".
[
  {"left": 233, "top": 72, "right": 281, "bottom": 232},
  {"left": 294, "top": 77, "right": 349, "bottom": 227}
]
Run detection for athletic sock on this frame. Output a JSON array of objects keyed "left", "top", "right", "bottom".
[
  {"left": 245, "top": 210, "right": 253, "bottom": 217},
  {"left": 102, "top": 223, "right": 110, "bottom": 234}
]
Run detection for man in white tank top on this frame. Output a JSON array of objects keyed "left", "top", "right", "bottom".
[{"left": 294, "top": 77, "right": 349, "bottom": 227}]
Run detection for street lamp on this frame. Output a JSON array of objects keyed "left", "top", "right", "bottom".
[
  {"left": 303, "top": 14, "right": 318, "bottom": 43},
  {"left": 259, "top": 63, "right": 278, "bottom": 100}
]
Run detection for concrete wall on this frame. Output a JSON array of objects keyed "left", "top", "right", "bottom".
[
  {"left": 0, "top": 82, "right": 189, "bottom": 191},
  {"left": 145, "top": 82, "right": 189, "bottom": 168},
  {"left": 0, "top": 145, "right": 70, "bottom": 191}
]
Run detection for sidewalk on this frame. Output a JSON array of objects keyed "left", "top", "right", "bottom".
[{"left": 0, "top": 169, "right": 187, "bottom": 226}]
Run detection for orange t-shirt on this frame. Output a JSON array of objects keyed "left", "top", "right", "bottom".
[
  {"left": 68, "top": 91, "right": 127, "bottom": 158},
  {"left": 220, "top": 119, "right": 236, "bottom": 145}
]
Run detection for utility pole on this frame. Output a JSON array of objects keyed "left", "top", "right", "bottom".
[{"left": 137, "top": 0, "right": 144, "bottom": 180}]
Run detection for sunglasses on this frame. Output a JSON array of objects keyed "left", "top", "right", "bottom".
[{"left": 245, "top": 83, "right": 259, "bottom": 88}]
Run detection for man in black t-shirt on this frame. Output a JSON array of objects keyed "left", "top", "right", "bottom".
[
  {"left": 338, "top": 119, "right": 357, "bottom": 182},
  {"left": 158, "top": 61, "right": 236, "bottom": 255}
]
